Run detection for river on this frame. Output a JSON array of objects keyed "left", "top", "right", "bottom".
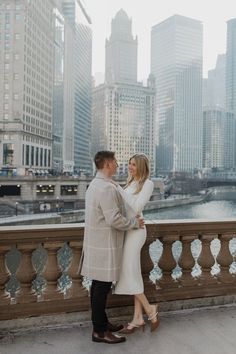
[{"left": 144, "top": 199, "right": 236, "bottom": 220}]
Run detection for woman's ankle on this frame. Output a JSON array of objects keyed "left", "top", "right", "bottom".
[{"left": 132, "top": 317, "right": 144, "bottom": 325}]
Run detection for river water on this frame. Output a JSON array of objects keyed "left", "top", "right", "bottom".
[{"left": 144, "top": 199, "right": 236, "bottom": 221}]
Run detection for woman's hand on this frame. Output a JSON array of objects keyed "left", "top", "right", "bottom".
[{"left": 136, "top": 215, "right": 145, "bottom": 229}]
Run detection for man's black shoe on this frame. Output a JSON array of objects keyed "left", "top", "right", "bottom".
[
  {"left": 92, "top": 330, "right": 126, "bottom": 344},
  {"left": 107, "top": 322, "right": 124, "bottom": 332}
]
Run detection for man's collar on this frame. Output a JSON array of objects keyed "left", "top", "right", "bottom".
[{"left": 95, "top": 171, "right": 112, "bottom": 180}]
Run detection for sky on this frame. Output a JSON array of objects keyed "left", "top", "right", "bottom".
[{"left": 83, "top": 0, "right": 236, "bottom": 80}]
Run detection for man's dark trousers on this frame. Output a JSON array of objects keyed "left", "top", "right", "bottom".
[{"left": 90, "top": 280, "right": 112, "bottom": 332}]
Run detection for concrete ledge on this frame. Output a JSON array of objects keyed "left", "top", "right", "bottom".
[{"left": 1, "top": 295, "right": 236, "bottom": 338}]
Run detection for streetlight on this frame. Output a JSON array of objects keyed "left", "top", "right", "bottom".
[{"left": 15, "top": 202, "right": 18, "bottom": 216}]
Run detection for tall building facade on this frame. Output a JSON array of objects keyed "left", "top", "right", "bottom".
[
  {"left": 92, "top": 9, "right": 155, "bottom": 175},
  {"left": 151, "top": 15, "right": 203, "bottom": 172},
  {"left": 226, "top": 18, "right": 236, "bottom": 116},
  {"left": 92, "top": 78, "right": 156, "bottom": 175},
  {"left": 52, "top": 4, "right": 75, "bottom": 174},
  {"left": 61, "top": 0, "right": 92, "bottom": 175},
  {"left": 203, "top": 109, "right": 235, "bottom": 169},
  {"left": 0, "top": 0, "right": 54, "bottom": 175},
  {"left": 203, "top": 54, "right": 226, "bottom": 109},
  {"left": 225, "top": 18, "right": 236, "bottom": 170},
  {"left": 105, "top": 9, "right": 138, "bottom": 84}
]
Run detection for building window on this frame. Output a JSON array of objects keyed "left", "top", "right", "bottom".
[
  {"left": 31, "top": 146, "right": 34, "bottom": 166},
  {"left": 22, "top": 144, "right": 25, "bottom": 165},
  {"left": 36, "top": 185, "right": 55, "bottom": 196},
  {"left": 61, "top": 185, "right": 78, "bottom": 196},
  {"left": 44, "top": 149, "right": 47, "bottom": 167},
  {"left": 48, "top": 150, "right": 51, "bottom": 166},
  {"left": 14, "top": 73, "right": 19, "bottom": 80},
  {"left": 40, "top": 148, "right": 43, "bottom": 166},
  {"left": 3, "top": 143, "right": 14, "bottom": 165},
  {"left": 13, "top": 94, "right": 19, "bottom": 100},
  {"left": 26, "top": 145, "right": 30, "bottom": 165},
  {"left": 36, "top": 147, "right": 39, "bottom": 166},
  {"left": 4, "top": 114, "right": 9, "bottom": 120}
]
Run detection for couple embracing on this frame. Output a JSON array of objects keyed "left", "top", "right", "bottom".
[{"left": 81, "top": 150, "right": 160, "bottom": 344}]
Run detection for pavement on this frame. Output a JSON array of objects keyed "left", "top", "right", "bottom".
[{"left": 0, "top": 304, "right": 236, "bottom": 354}]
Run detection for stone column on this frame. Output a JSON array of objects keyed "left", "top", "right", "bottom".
[
  {"left": 178, "top": 235, "right": 197, "bottom": 286},
  {"left": 197, "top": 234, "right": 217, "bottom": 285},
  {"left": 0, "top": 246, "right": 11, "bottom": 305},
  {"left": 216, "top": 233, "right": 235, "bottom": 284},
  {"left": 157, "top": 235, "right": 179, "bottom": 288},
  {"left": 67, "top": 241, "right": 86, "bottom": 298},
  {"left": 15, "top": 244, "right": 38, "bottom": 303},
  {"left": 42, "top": 242, "right": 64, "bottom": 300}
]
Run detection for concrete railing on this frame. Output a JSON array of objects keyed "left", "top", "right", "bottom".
[{"left": 0, "top": 220, "right": 236, "bottom": 320}]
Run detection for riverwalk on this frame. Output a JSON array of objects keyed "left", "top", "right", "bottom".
[{"left": 1, "top": 304, "right": 235, "bottom": 354}]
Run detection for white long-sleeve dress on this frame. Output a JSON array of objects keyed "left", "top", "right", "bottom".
[{"left": 114, "top": 179, "right": 154, "bottom": 295}]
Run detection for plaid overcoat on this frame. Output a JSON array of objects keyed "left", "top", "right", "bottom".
[{"left": 81, "top": 171, "right": 138, "bottom": 282}]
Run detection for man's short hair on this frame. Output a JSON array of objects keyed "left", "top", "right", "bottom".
[{"left": 94, "top": 151, "right": 115, "bottom": 169}]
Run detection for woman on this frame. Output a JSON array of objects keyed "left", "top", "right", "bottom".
[{"left": 114, "top": 153, "right": 160, "bottom": 333}]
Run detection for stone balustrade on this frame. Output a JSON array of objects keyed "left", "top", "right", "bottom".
[{"left": 0, "top": 220, "right": 236, "bottom": 320}]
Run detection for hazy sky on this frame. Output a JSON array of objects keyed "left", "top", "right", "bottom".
[{"left": 84, "top": 0, "right": 235, "bottom": 79}]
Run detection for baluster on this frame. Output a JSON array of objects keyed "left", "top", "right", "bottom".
[
  {"left": 197, "top": 234, "right": 217, "bottom": 284},
  {"left": 42, "top": 242, "right": 64, "bottom": 300},
  {"left": 157, "top": 235, "right": 179, "bottom": 288},
  {"left": 216, "top": 233, "right": 235, "bottom": 284},
  {"left": 141, "top": 237, "right": 157, "bottom": 302},
  {"left": 0, "top": 246, "right": 11, "bottom": 305},
  {"left": 178, "top": 235, "right": 197, "bottom": 286},
  {"left": 15, "top": 244, "right": 38, "bottom": 303},
  {"left": 67, "top": 241, "right": 86, "bottom": 298}
]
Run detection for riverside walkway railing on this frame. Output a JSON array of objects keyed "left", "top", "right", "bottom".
[{"left": 0, "top": 221, "right": 236, "bottom": 320}]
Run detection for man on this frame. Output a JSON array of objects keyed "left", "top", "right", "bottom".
[{"left": 81, "top": 151, "right": 144, "bottom": 344}]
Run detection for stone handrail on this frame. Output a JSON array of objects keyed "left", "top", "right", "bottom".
[{"left": 0, "top": 220, "right": 236, "bottom": 320}]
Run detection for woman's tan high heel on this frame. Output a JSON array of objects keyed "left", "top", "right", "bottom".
[
  {"left": 119, "top": 322, "right": 146, "bottom": 334},
  {"left": 148, "top": 304, "right": 160, "bottom": 332}
]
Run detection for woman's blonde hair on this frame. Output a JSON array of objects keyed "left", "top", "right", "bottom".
[{"left": 125, "top": 153, "right": 150, "bottom": 194}]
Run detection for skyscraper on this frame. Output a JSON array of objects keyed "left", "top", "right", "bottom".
[
  {"left": 105, "top": 9, "right": 138, "bottom": 84},
  {"left": 151, "top": 15, "right": 203, "bottom": 172},
  {"left": 203, "top": 109, "right": 235, "bottom": 169},
  {"left": 226, "top": 18, "right": 236, "bottom": 116},
  {"left": 52, "top": 4, "right": 73, "bottom": 174},
  {"left": 225, "top": 18, "right": 236, "bottom": 169},
  {"left": 92, "top": 78, "right": 156, "bottom": 175},
  {"left": 203, "top": 54, "right": 226, "bottom": 109},
  {"left": 0, "top": 0, "right": 55, "bottom": 175},
  {"left": 61, "top": 0, "right": 92, "bottom": 175},
  {"left": 92, "top": 9, "right": 155, "bottom": 175}
]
